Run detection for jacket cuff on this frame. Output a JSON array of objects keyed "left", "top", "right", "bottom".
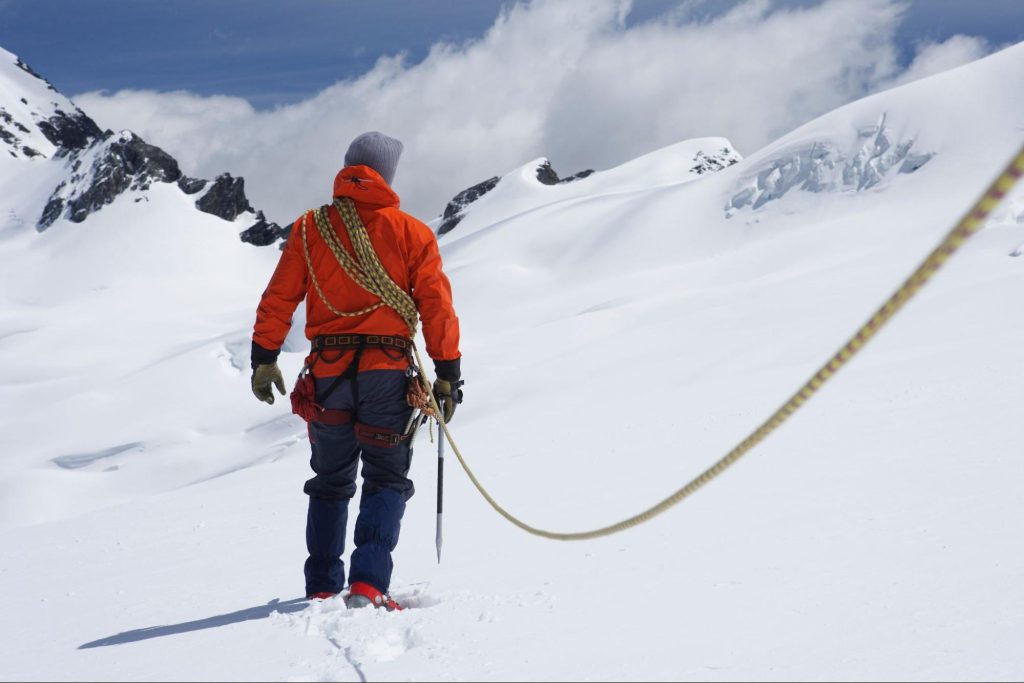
[
  {"left": 433, "top": 357, "right": 461, "bottom": 382},
  {"left": 251, "top": 341, "right": 281, "bottom": 369}
]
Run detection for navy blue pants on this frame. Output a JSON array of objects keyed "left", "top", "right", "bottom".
[{"left": 303, "top": 369, "right": 415, "bottom": 596}]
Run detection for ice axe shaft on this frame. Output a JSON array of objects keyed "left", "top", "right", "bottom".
[{"left": 436, "top": 419, "right": 445, "bottom": 563}]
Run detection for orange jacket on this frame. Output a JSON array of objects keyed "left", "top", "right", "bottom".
[{"left": 252, "top": 165, "right": 460, "bottom": 377}]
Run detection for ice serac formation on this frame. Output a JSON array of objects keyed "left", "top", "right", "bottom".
[{"left": 726, "top": 113, "right": 933, "bottom": 214}]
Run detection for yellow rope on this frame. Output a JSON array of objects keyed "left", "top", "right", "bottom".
[
  {"left": 301, "top": 210, "right": 384, "bottom": 319},
  {"left": 418, "top": 144, "right": 1024, "bottom": 541},
  {"left": 301, "top": 199, "right": 420, "bottom": 331},
  {"left": 332, "top": 198, "right": 419, "bottom": 335}
]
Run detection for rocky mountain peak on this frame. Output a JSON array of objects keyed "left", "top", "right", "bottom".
[
  {"left": 39, "top": 130, "right": 182, "bottom": 229},
  {"left": 37, "top": 109, "right": 104, "bottom": 155},
  {"left": 1, "top": 48, "right": 286, "bottom": 246}
]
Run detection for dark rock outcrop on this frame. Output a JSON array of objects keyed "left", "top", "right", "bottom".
[
  {"left": 690, "top": 148, "right": 740, "bottom": 175},
  {"left": 535, "top": 160, "right": 595, "bottom": 186},
  {"left": 1, "top": 106, "right": 51, "bottom": 159},
  {"left": 562, "top": 169, "right": 595, "bottom": 183},
  {"left": 177, "top": 176, "right": 208, "bottom": 195},
  {"left": 239, "top": 210, "right": 289, "bottom": 247},
  {"left": 437, "top": 176, "right": 500, "bottom": 236},
  {"left": 36, "top": 110, "right": 104, "bottom": 153},
  {"left": 195, "top": 173, "right": 253, "bottom": 221},
  {"left": 40, "top": 194, "right": 65, "bottom": 228},
  {"left": 38, "top": 131, "right": 183, "bottom": 229},
  {"left": 536, "top": 162, "right": 560, "bottom": 186}
]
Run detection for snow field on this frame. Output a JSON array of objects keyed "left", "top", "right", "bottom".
[{"left": 1, "top": 41, "right": 1024, "bottom": 681}]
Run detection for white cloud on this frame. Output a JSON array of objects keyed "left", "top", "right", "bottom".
[
  {"left": 879, "top": 34, "right": 991, "bottom": 91},
  {"left": 77, "top": 90, "right": 256, "bottom": 172},
  {"left": 73, "top": 0, "right": 992, "bottom": 224}
]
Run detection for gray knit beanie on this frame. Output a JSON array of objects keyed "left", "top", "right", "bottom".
[{"left": 344, "top": 131, "right": 404, "bottom": 186}]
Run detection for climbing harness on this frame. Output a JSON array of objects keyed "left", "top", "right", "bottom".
[
  {"left": 291, "top": 194, "right": 439, "bottom": 464},
  {"left": 289, "top": 332, "right": 415, "bottom": 424}
]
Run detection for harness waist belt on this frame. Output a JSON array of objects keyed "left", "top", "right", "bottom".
[{"left": 312, "top": 333, "right": 412, "bottom": 353}]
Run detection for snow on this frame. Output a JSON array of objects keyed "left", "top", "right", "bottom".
[
  {"left": 0, "top": 47, "right": 65, "bottom": 160},
  {"left": 1, "top": 42, "right": 1024, "bottom": 680}
]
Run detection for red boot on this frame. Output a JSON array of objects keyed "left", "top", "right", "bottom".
[
  {"left": 307, "top": 591, "right": 337, "bottom": 601},
  {"left": 345, "top": 582, "right": 404, "bottom": 611}
]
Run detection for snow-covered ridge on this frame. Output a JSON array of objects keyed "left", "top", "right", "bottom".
[
  {"left": 437, "top": 159, "right": 600, "bottom": 236},
  {"left": 0, "top": 47, "right": 286, "bottom": 244},
  {"left": 434, "top": 138, "right": 741, "bottom": 240}
]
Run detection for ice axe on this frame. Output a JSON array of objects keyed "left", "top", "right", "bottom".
[{"left": 403, "top": 408, "right": 444, "bottom": 562}]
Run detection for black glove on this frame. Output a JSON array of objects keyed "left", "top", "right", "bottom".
[
  {"left": 433, "top": 357, "right": 463, "bottom": 423},
  {"left": 432, "top": 378, "right": 464, "bottom": 423}
]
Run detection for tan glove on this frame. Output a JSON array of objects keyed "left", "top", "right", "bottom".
[
  {"left": 432, "top": 378, "right": 464, "bottom": 424},
  {"left": 252, "top": 363, "right": 286, "bottom": 405}
]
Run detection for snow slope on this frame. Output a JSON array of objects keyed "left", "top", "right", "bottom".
[
  {"left": 0, "top": 47, "right": 292, "bottom": 530},
  {"left": 2, "top": 43, "right": 1024, "bottom": 681}
]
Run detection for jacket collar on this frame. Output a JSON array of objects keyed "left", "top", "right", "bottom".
[{"left": 333, "top": 165, "right": 401, "bottom": 208}]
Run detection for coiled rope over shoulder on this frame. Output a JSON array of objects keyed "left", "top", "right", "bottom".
[
  {"left": 301, "top": 197, "right": 419, "bottom": 334},
  {"left": 419, "top": 144, "right": 1024, "bottom": 542}
]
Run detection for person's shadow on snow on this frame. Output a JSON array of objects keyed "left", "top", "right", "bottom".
[{"left": 78, "top": 597, "right": 309, "bottom": 648}]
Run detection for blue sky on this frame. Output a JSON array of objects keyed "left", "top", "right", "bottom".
[
  {"left": 3, "top": 0, "right": 1021, "bottom": 221},
  {"left": 1, "top": 0, "right": 1022, "bottom": 109}
]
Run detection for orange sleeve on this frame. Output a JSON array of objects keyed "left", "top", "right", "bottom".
[
  {"left": 407, "top": 219, "right": 461, "bottom": 362},
  {"left": 252, "top": 216, "right": 309, "bottom": 352}
]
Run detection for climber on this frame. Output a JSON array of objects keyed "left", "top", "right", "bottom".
[{"left": 249, "top": 131, "right": 463, "bottom": 610}]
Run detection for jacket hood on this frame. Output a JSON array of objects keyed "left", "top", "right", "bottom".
[{"left": 333, "top": 165, "right": 401, "bottom": 208}]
